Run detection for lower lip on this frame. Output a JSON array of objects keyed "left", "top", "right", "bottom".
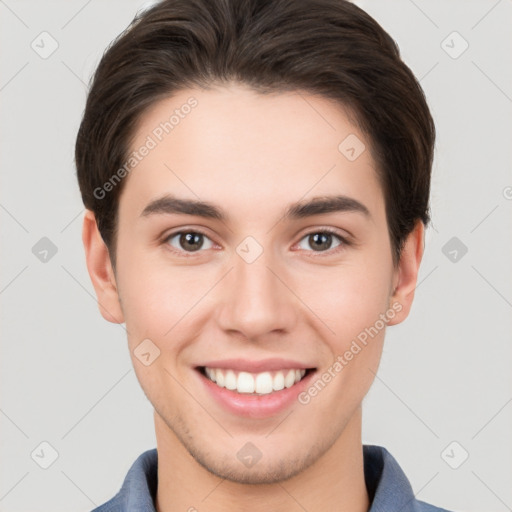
[{"left": 196, "top": 368, "right": 316, "bottom": 418}]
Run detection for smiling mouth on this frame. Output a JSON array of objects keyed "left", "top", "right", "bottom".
[{"left": 197, "top": 366, "right": 316, "bottom": 395}]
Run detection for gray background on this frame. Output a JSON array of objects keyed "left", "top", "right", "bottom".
[{"left": 1, "top": 0, "right": 511, "bottom": 511}]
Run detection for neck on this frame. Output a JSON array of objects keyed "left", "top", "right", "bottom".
[{"left": 154, "top": 407, "right": 370, "bottom": 512}]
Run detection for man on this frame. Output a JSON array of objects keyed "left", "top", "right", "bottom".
[{"left": 76, "top": 0, "right": 451, "bottom": 510}]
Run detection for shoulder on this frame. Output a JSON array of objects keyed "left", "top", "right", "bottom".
[
  {"left": 364, "top": 444, "right": 457, "bottom": 512},
  {"left": 416, "top": 499, "right": 454, "bottom": 512},
  {"left": 90, "top": 496, "right": 122, "bottom": 512},
  {"left": 89, "top": 449, "right": 158, "bottom": 512}
]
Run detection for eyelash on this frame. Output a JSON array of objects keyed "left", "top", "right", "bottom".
[{"left": 162, "top": 227, "right": 350, "bottom": 258}]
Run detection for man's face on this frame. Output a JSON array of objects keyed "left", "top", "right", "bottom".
[{"left": 103, "top": 84, "right": 406, "bottom": 483}]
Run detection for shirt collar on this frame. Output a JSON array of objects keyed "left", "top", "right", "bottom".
[
  {"left": 363, "top": 444, "right": 428, "bottom": 511},
  {"left": 96, "top": 444, "right": 435, "bottom": 512}
]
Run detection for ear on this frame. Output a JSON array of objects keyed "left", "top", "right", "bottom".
[
  {"left": 387, "top": 221, "right": 424, "bottom": 326},
  {"left": 82, "top": 210, "right": 124, "bottom": 324}
]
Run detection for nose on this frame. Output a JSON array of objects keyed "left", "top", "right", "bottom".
[{"left": 216, "top": 250, "right": 299, "bottom": 342}]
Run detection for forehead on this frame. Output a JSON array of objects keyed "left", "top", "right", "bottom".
[{"left": 119, "top": 84, "right": 384, "bottom": 225}]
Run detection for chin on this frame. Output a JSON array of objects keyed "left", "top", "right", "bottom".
[
  {"left": 186, "top": 437, "right": 330, "bottom": 485},
  {"left": 197, "top": 455, "right": 308, "bottom": 485}
]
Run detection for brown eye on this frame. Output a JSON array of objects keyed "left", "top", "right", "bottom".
[
  {"left": 297, "top": 230, "right": 345, "bottom": 253},
  {"left": 165, "top": 231, "right": 214, "bottom": 253}
]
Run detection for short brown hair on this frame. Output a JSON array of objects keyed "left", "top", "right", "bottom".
[{"left": 75, "top": 0, "right": 435, "bottom": 266}]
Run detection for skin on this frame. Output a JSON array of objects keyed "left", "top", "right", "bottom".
[{"left": 83, "top": 83, "right": 424, "bottom": 512}]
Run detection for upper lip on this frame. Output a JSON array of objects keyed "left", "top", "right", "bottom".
[{"left": 197, "top": 358, "right": 316, "bottom": 373}]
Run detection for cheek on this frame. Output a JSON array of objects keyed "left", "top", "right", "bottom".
[
  {"left": 117, "top": 257, "right": 211, "bottom": 400},
  {"left": 303, "top": 259, "right": 394, "bottom": 344},
  {"left": 114, "top": 240, "right": 210, "bottom": 346},
  {"left": 308, "top": 264, "right": 392, "bottom": 409}
]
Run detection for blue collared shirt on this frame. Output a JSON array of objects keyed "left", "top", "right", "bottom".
[{"left": 91, "top": 445, "right": 453, "bottom": 511}]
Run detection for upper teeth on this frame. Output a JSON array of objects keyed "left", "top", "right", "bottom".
[{"left": 204, "top": 367, "right": 307, "bottom": 395}]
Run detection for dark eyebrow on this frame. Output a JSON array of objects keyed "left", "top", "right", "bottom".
[
  {"left": 141, "top": 195, "right": 226, "bottom": 220},
  {"left": 284, "top": 195, "right": 370, "bottom": 220},
  {"left": 140, "top": 194, "right": 370, "bottom": 221}
]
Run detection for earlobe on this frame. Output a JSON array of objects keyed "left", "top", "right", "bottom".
[
  {"left": 387, "top": 221, "right": 425, "bottom": 326},
  {"left": 82, "top": 210, "right": 125, "bottom": 324}
]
